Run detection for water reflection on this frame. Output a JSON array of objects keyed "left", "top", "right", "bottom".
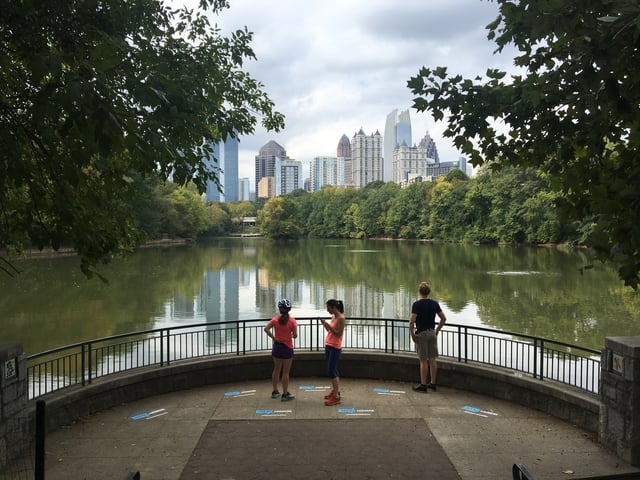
[{"left": 2, "top": 238, "right": 639, "bottom": 355}]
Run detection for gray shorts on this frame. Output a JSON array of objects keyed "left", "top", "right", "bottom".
[{"left": 415, "top": 330, "right": 438, "bottom": 360}]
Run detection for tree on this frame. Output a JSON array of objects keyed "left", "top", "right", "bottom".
[
  {"left": 408, "top": 0, "right": 640, "bottom": 287},
  {"left": 0, "top": 0, "right": 284, "bottom": 276},
  {"left": 204, "top": 202, "right": 232, "bottom": 236},
  {"left": 386, "top": 182, "right": 432, "bottom": 238},
  {"left": 426, "top": 177, "right": 470, "bottom": 241},
  {"left": 356, "top": 182, "right": 400, "bottom": 237},
  {"left": 258, "top": 197, "right": 301, "bottom": 239},
  {"left": 164, "top": 185, "right": 210, "bottom": 238}
]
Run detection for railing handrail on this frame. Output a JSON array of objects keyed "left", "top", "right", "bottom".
[
  {"left": 26, "top": 319, "right": 601, "bottom": 361},
  {"left": 26, "top": 318, "right": 602, "bottom": 399}
]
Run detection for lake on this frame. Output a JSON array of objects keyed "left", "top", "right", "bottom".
[{"left": 1, "top": 238, "right": 638, "bottom": 355}]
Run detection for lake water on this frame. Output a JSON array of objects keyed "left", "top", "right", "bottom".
[{"left": 2, "top": 238, "right": 639, "bottom": 355}]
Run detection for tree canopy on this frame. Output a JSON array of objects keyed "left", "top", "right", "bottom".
[
  {"left": 0, "top": 0, "right": 284, "bottom": 276},
  {"left": 408, "top": 0, "right": 640, "bottom": 287}
]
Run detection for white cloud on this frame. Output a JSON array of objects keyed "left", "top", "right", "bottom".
[{"left": 191, "top": 0, "right": 521, "bottom": 182}]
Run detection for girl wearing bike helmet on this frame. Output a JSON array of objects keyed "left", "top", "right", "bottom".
[{"left": 264, "top": 299, "right": 298, "bottom": 401}]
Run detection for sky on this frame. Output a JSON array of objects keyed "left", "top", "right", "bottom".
[{"left": 194, "top": 0, "right": 520, "bottom": 183}]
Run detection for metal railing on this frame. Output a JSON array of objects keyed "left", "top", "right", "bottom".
[{"left": 27, "top": 318, "right": 601, "bottom": 399}]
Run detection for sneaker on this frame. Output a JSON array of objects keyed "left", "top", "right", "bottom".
[
  {"left": 427, "top": 383, "right": 437, "bottom": 391},
  {"left": 271, "top": 390, "right": 280, "bottom": 399},
  {"left": 281, "top": 392, "right": 295, "bottom": 401},
  {"left": 412, "top": 384, "right": 429, "bottom": 392},
  {"left": 324, "top": 394, "right": 341, "bottom": 406},
  {"left": 324, "top": 391, "right": 339, "bottom": 400}
]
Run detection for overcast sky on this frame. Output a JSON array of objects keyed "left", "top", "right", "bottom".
[{"left": 201, "top": 0, "right": 519, "bottom": 183}]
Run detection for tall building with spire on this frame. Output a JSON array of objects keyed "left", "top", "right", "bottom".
[
  {"left": 351, "top": 128, "right": 383, "bottom": 188},
  {"left": 337, "top": 134, "right": 351, "bottom": 158},
  {"left": 419, "top": 130, "right": 440, "bottom": 163},
  {"left": 337, "top": 134, "right": 353, "bottom": 186},
  {"left": 383, "top": 109, "right": 412, "bottom": 182}
]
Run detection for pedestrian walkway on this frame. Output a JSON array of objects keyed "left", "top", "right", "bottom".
[{"left": 13, "top": 378, "right": 640, "bottom": 479}]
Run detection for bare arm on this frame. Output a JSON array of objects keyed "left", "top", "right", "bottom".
[
  {"left": 435, "top": 311, "right": 447, "bottom": 335},
  {"left": 264, "top": 322, "right": 280, "bottom": 343},
  {"left": 409, "top": 313, "right": 417, "bottom": 341},
  {"left": 321, "top": 314, "right": 345, "bottom": 336}
]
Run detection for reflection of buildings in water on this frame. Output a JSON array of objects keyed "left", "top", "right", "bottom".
[
  {"left": 309, "top": 283, "right": 348, "bottom": 313},
  {"left": 198, "top": 268, "right": 240, "bottom": 323},
  {"left": 239, "top": 269, "right": 251, "bottom": 287},
  {"left": 256, "top": 267, "right": 275, "bottom": 316},
  {"left": 171, "top": 291, "right": 195, "bottom": 320},
  {"left": 349, "top": 284, "right": 384, "bottom": 318},
  {"left": 249, "top": 265, "right": 422, "bottom": 322},
  {"left": 389, "top": 288, "right": 414, "bottom": 319},
  {"left": 308, "top": 282, "right": 383, "bottom": 319},
  {"left": 255, "top": 270, "right": 307, "bottom": 317}
]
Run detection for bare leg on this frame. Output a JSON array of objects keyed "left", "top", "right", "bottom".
[
  {"left": 428, "top": 357, "right": 438, "bottom": 385},
  {"left": 419, "top": 359, "right": 428, "bottom": 385},
  {"left": 272, "top": 358, "right": 283, "bottom": 392},
  {"left": 281, "top": 358, "right": 293, "bottom": 394},
  {"left": 332, "top": 377, "right": 340, "bottom": 397}
]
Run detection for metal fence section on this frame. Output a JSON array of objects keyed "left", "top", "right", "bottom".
[{"left": 27, "top": 319, "right": 601, "bottom": 399}]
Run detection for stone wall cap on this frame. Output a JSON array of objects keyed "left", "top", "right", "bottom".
[
  {"left": 0, "top": 343, "right": 24, "bottom": 361},
  {"left": 605, "top": 336, "right": 640, "bottom": 357}
]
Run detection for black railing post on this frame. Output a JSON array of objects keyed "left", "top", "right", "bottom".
[
  {"left": 87, "top": 342, "right": 93, "bottom": 385},
  {"left": 464, "top": 326, "right": 469, "bottom": 363},
  {"left": 160, "top": 330, "right": 164, "bottom": 366},
  {"left": 393, "top": 319, "right": 397, "bottom": 353},
  {"left": 385, "top": 319, "right": 389, "bottom": 353},
  {"left": 35, "top": 400, "right": 45, "bottom": 480},
  {"left": 235, "top": 321, "right": 240, "bottom": 356},
  {"left": 532, "top": 338, "right": 538, "bottom": 379},
  {"left": 166, "top": 328, "right": 171, "bottom": 366},
  {"left": 539, "top": 339, "right": 545, "bottom": 381},
  {"left": 242, "top": 321, "right": 246, "bottom": 355},
  {"left": 81, "top": 343, "right": 86, "bottom": 386}
]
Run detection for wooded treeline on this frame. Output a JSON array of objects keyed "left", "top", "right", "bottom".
[
  {"left": 256, "top": 167, "right": 578, "bottom": 245},
  {"left": 132, "top": 166, "right": 579, "bottom": 246}
]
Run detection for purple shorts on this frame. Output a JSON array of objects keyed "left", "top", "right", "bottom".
[{"left": 272, "top": 343, "right": 294, "bottom": 360}]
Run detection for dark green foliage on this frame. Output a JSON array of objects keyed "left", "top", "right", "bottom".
[
  {"left": 258, "top": 196, "right": 301, "bottom": 239},
  {"left": 0, "top": 0, "right": 284, "bottom": 276},
  {"left": 265, "top": 169, "right": 577, "bottom": 249},
  {"left": 408, "top": 0, "right": 640, "bottom": 287}
]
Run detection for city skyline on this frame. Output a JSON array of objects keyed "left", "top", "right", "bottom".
[{"left": 201, "top": 0, "right": 522, "bottom": 183}]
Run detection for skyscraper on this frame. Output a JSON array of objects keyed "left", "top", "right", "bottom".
[
  {"left": 392, "top": 143, "right": 430, "bottom": 184},
  {"left": 255, "top": 141, "right": 301, "bottom": 198},
  {"left": 351, "top": 128, "right": 383, "bottom": 188},
  {"left": 255, "top": 140, "right": 287, "bottom": 194},
  {"left": 337, "top": 134, "right": 353, "bottom": 186},
  {"left": 383, "top": 109, "right": 412, "bottom": 182},
  {"left": 277, "top": 158, "right": 303, "bottom": 195},
  {"left": 310, "top": 156, "right": 347, "bottom": 192},
  {"left": 205, "top": 134, "right": 239, "bottom": 202},
  {"left": 418, "top": 130, "right": 440, "bottom": 163},
  {"left": 238, "top": 177, "right": 251, "bottom": 201}
]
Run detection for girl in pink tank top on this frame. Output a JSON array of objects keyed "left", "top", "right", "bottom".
[{"left": 321, "top": 299, "right": 345, "bottom": 405}]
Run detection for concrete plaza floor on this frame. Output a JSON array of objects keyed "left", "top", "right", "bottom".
[{"left": 5, "top": 377, "right": 640, "bottom": 480}]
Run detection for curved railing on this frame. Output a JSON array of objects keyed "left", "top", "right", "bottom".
[{"left": 27, "top": 318, "right": 601, "bottom": 399}]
